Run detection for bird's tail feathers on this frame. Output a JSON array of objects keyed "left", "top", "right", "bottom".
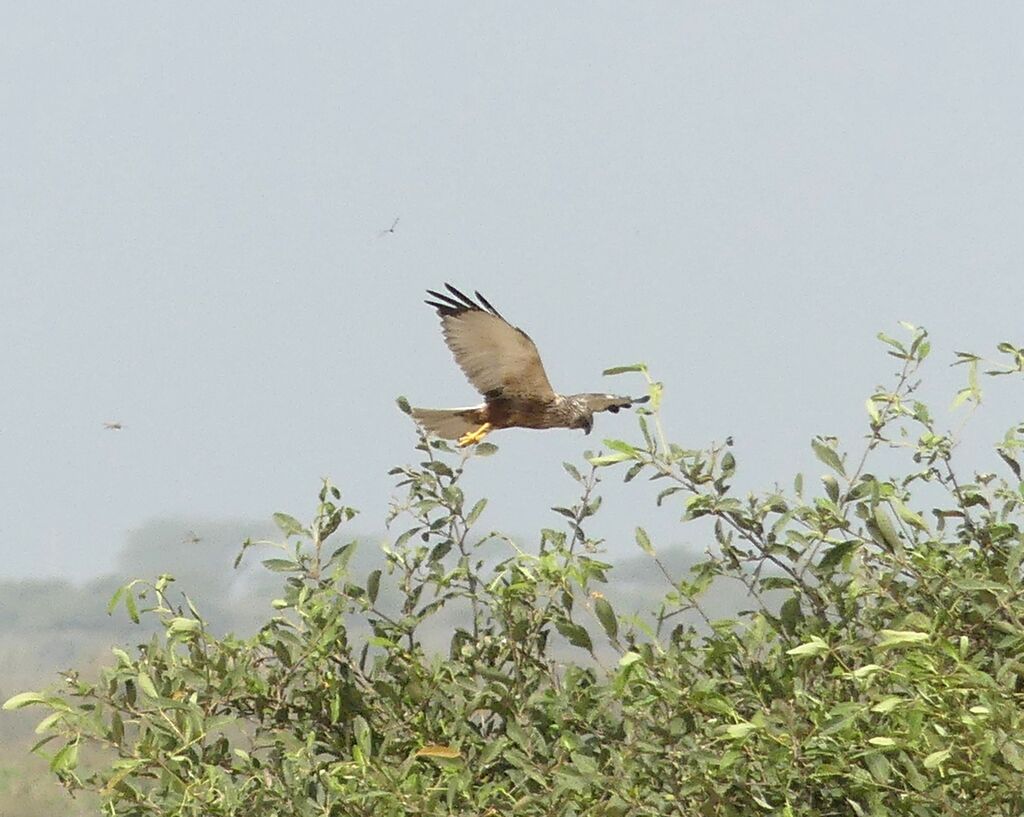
[{"left": 410, "top": 406, "right": 484, "bottom": 440}]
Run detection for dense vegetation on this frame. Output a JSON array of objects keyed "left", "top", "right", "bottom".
[{"left": 6, "top": 326, "right": 1024, "bottom": 816}]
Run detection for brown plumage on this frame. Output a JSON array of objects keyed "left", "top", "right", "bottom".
[{"left": 411, "top": 284, "right": 647, "bottom": 446}]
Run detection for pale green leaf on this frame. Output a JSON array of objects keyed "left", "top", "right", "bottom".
[
  {"left": 725, "top": 722, "right": 760, "bottom": 739},
  {"left": 136, "top": 671, "right": 159, "bottom": 699},
  {"left": 594, "top": 597, "right": 617, "bottom": 641},
  {"left": 812, "top": 439, "right": 846, "bottom": 476},
  {"left": 786, "top": 637, "right": 829, "bottom": 658},
  {"left": 602, "top": 364, "right": 647, "bottom": 376},
  {"left": 878, "top": 629, "right": 929, "bottom": 649},
  {"left": 852, "top": 664, "right": 882, "bottom": 679},
  {"left": 2, "top": 692, "right": 48, "bottom": 710},
  {"left": 273, "top": 512, "right": 307, "bottom": 537},
  {"left": 635, "top": 526, "right": 655, "bottom": 557}
]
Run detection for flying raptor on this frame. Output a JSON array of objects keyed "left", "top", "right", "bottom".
[{"left": 411, "top": 284, "right": 648, "bottom": 447}]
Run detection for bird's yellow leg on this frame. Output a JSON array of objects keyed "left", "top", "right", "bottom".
[{"left": 458, "top": 422, "right": 492, "bottom": 447}]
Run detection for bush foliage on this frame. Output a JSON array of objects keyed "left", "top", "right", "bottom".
[{"left": 6, "top": 327, "right": 1024, "bottom": 816}]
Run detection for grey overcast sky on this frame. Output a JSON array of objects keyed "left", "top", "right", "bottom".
[{"left": 2, "top": 4, "right": 1021, "bottom": 581}]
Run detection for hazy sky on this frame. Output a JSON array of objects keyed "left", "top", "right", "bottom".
[{"left": 2, "top": 4, "right": 1022, "bottom": 581}]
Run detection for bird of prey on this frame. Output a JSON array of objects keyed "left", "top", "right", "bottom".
[
  {"left": 103, "top": 421, "right": 123, "bottom": 430},
  {"left": 411, "top": 284, "right": 648, "bottom": 447}
]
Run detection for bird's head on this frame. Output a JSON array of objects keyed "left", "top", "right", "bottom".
[{"left": 575, "top": 413, "right": 594, "bottom": 435}]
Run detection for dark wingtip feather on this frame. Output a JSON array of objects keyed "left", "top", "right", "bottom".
[
  {"left": 425, "top": 288, "right": 467, "bottom": 315},
  {"left": 425, "top": 284, "right": 508, "bottom": 321},
  {"left": 443, "top": 283, "right": 478, "bottom": 310},
  {"left": 474, "top": 290, "right": 502, "bottom": 318}
]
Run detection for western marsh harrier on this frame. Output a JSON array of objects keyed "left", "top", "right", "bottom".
[{"left": 411, "top": 284, "right": 647, "bottom": 446}]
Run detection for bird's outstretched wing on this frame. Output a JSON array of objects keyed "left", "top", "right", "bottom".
[
  {"left": 580, "top": 393, "right": 650, "bottom": 414},
  {"left": 425, "top": 284, "right": 556, "bottom": 400}
]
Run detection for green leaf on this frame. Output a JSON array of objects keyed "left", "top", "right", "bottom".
[
  {"left": 779, "top": 596, "right": 802, "bottom": 633},
  {"left": 868, "top": 737, "right": 897, "bottom": 747},
  {"left": 474, "top": 442, "right": 499, "bottom": 456},
  {"left": 635, "top": 527, "right": 655, "bottom": 557},
  {"left": 786, "top": 637, "right": 829, "bottom": 658},
  {"left": 34, "top": 711, "right": 64, "bottom": 735},
  {"left": 273, "top": 512, "right": 307, "bottom": 537},
  {"left": 594, "top": 597, "right": 618, "bottom": 641},
  {"left": 416, "top": 744, "right": 462, "bottom": 759},
  {"left": 1000, "top": 741, "right": 1024, "bottom": 771},
  {"left": 99, "top": 760, "right": 144, "bottom": 796},
  {"left": 878, "top": 629, "right": 929, "bottom": 649},
  {"left": 367, "top": 570, "right": 381, "bottom": 604},
  {"left": 865, "top": 752, "right": 891, "bottom": 784},
  {"left": 598, "top": 442, "right": 638, "bottom": 460},
  {"left": 619, "top": 651, "right": 642, "bottom": 668},
  {"left": 353, "top": 715, "right": 372, "bottom": 760},
  {"left": 891, "top": 499, "right": 929, "bottom": 533},
  {"left": 647, "top": 381, "right": 663, "bottom": 410},
  {"left": 124, "top": 590, "right": 139, "bottom": 624},
  {"left": 395, "top": 395, "right": 412, "bottom": 415},
  {"left": 136, "top": 671, "right": 159, "bottom": 699},
  {"left": 555, "top": 620, "right": 593, "bottom": 653},
  {"left": 262, "top": 558, "right": 300, "bottom": 572},
  {"left": 872, "top": 506, "right": 903, "bottom": 551},
  {"left": 602, "top": 439, "right": 639, "bottom": 457},
  {"left": 656, "top": 486, "right": 684, "bottom": 506},
  {"left": 721, "top": 452, "right": 736, "bottom": 476},
  {"left": 865, "top": 398, "right": 881, "bottom": 425},
  {"left": 3, "top": 692, "right": 48, "bottom": 710},
  {"left": 424, "top": 461, "right": 454, "bottom": 477},
  {"left": 923, "top": 749, "right": 951, "bottom": 769},
  {"left": 997, "top": 448, "right": 1022, "bottom": 480},
  {"left": 877, "top": 332, "right": 908, "bottom": 354},
  {"left": 466, "top": 498, "right": 488, "bottom": 525},
  {"left": 725, "top": 722, "right": 760, "bottom": 739},
  {"left": 429, "top": 539, "right": 452, "bottom": 563},
  {"left": 812, "top": 439, "right": 846, "bottom": 476},
  {"left": 107, "top": 584, "right": 125, "bottom": 615},
  {"left": 587, "top": 452, "right": 632, "bottom": 466},
  {"left": 623, "top": 462, "right": 645, "bottom": 482},
  {"left": 852, "top": 664, "right": 882, "bottom": 679},
  {"left": 49, "top": 740, "right": 78, "bottom": 773},
  {"left": 602, "top": 363, "right": 647, "bottom": 376},
  {"left": 818, "top": 540, "right": 858, "bottom": 571},
  {"left": 167, "top": 618, "right": 201, "bottom": 635}
]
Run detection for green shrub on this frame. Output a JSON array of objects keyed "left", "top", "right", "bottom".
[{"left": 6, "top": 327, "right": 1024, "bottom": 816}]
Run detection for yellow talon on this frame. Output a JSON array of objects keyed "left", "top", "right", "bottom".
[{"left": 458, "top": 422, "right": 492, "bottom": 447}]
